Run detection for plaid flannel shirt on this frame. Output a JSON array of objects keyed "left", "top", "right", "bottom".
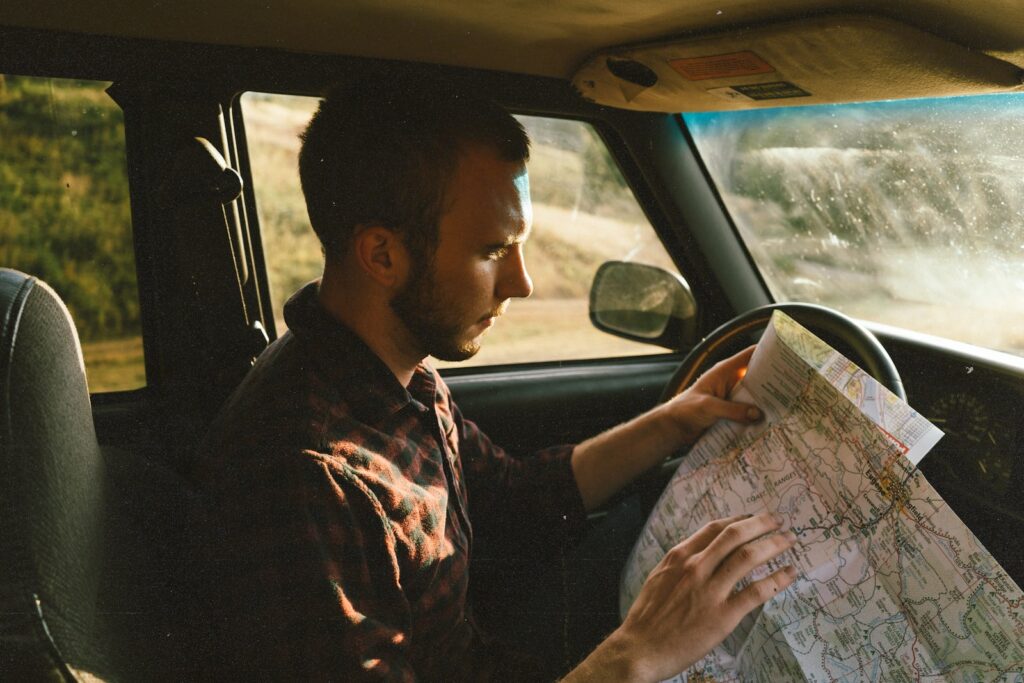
[{"left": 194, "top": 282, "right": 587, "bottom": 680}]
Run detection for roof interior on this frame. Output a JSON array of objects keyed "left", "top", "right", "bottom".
[{"left": 2, "top": 0, "right": 1023, "bottom": 80}]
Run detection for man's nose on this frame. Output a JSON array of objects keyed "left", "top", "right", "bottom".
[{"left": 497, "top": 245, "right": 533, "bottom": 300}]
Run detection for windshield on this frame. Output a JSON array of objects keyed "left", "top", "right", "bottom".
[{"left": 683, "top": 95, "right": 1024, "bottom": 358}]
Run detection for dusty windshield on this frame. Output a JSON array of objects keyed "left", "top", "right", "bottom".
[{"left": 684, "top": 95, "right": 1024, "bottom": 357}]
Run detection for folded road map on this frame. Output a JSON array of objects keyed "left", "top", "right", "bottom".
[{"left": 620, "top": 311, "right": 1024, "bottom": 682}]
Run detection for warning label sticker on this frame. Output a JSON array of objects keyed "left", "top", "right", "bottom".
[
  {"left": 669, "top": 51, "right": 775, "bottom": 81},
  {"left": 730, "top": 81, "right": 810, "bottom": 100}
]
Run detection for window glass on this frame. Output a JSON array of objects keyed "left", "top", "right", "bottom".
[
  {"left": 242, "top": 92, "right": 680, "bottom": 366},
  {"left": 684, "top": 95, "right": 1024, "bottom": 357},
  {"left": 0, "top": 75, "right": 143, "bottom": 391}
]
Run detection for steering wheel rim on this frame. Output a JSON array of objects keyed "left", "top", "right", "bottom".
[
  {"left": 660, "top": 302, "right": 905, "bottom": 402},
  {"left": 639, "top": 302, "right": 904, "bottom": 514}
]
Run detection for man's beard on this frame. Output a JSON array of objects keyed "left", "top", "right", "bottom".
[{"left": 391, "top": 259, "right": 485, "bottom": 362}]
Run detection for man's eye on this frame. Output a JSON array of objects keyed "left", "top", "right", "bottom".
[{"left": 486, "top": 247, "right": 509, "bottom": 260}]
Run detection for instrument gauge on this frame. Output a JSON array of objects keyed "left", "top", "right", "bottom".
[
  {"left": 929, "top": 393, "right": 991, "bottom": 443},
  {"left": 928, "top": 393, "right": 1010, "bottom": 495}
]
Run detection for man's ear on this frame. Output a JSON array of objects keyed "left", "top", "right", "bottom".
[{"left": 351, "top": 225, "right": 410, "bottom": 289}]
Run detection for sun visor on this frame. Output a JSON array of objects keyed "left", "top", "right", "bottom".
[{"left": 573, "top": 14, "right": 1024, "bottom": 112}]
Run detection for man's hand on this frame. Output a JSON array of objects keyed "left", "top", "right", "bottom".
[
  {"left": 565, "top": 513, "right": 797, "bottom": 682},
  {"left": 658, "top": 345, "right": 761, "bottom": 448},
  {"left": 571, "top": 346, "right": 762, "bottom": 511}
]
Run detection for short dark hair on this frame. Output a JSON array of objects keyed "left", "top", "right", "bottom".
[{"left": 298, "top": 76, "right": 530, "bottom": 262}]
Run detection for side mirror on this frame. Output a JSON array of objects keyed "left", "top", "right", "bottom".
[{"left": 588, "top": 261, "right": 698, "bottom": 350}]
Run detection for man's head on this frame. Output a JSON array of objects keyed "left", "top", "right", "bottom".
[
  {"left": 299, "top": 77, "right": 533, "bottom": 362},
  {"left": 299, "top": 76, "right": 530, "bottom": 267},
  {"left": 390, "top": 146, "right": 534, "bottom": 360}
]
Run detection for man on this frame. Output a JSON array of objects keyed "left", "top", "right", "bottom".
[{"left": 194, "top": 78, "right": 796, "bottom": 681}]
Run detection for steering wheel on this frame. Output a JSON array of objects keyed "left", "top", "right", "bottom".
[{"left": 638, "top": 302, "right": 905, "bottom": 514}]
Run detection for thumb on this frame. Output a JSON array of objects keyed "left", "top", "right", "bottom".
[{"left": 701, "top": 395, "right": 762, "bottom": 424}]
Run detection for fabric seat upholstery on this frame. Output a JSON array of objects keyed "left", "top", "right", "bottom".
[
  {"left": 0, "top": 268, "right": 211, "bottom": 681},
  {"left": 0, "top": 268, "right": 108, "bottom": 679}
]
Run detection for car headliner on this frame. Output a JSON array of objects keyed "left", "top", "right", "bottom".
[{"left": 2, "top": 0, "right": 1023, "bottom": 87}]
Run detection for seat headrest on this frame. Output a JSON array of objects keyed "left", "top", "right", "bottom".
[{"left": 0, "top": 267, "right": 107, "bottom": 677}]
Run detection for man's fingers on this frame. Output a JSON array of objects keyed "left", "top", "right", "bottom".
[
  {"left": 729, "top": 565, "right": 799, "bottom": 614},
  {"left": 674, "top": 514, "right": 752, "bottom": 557},
  {"left": 696, "top": 346, "right": 756, "bottom": 391},
  {"left": 698, "top": 512, "right": 783, "bottom": 568},
  {"left": 714, "top": 529, "right": 796, "bottom": 590}
]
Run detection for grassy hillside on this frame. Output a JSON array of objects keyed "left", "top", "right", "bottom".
[
  {"left": 0, "top": 76, "right": 139, "bottom": 341},
  {"left": 0, "top": 75, "right": 143, "bottom": 391}
]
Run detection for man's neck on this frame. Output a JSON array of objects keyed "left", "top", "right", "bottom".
[{"left": 317, "top": 274, "right": 424, "bottom": 387}]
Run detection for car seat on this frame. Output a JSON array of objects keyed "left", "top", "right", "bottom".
[{"left": 0, "top": 268, "right": 213, "bottom": 681}]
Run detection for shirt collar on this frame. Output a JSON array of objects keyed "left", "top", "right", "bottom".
[{"left": 282, "top": 280, "right": 439, "bottom": 423}]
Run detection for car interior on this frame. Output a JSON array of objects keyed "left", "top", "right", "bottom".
[{"left": 1, "top": 0, "right": 1023, "bottom": 679}]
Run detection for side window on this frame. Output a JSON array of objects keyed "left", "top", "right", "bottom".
[
  {"left": 241, "top": 92, "right": 680, "bottom": 366},
  {"left": 0, "top": 75, "right": 144, "bottom": 392}
]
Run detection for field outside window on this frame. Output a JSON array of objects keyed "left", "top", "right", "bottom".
[{"left": 0, "top": 75, "right": 144, "bottom": 392}]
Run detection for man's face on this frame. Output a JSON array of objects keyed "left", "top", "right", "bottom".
[{"left": 391, "top": 146, "right": 533, "bottom": 361}]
